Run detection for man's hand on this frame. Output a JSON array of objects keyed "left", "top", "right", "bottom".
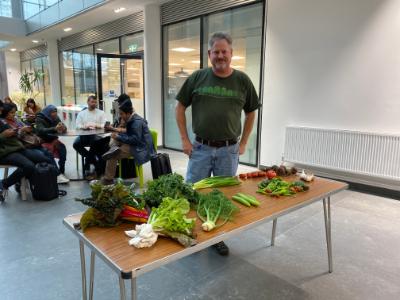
[
  {"left": 1, "top": 129, "right": 17, "bottom": 137},
  {"left": 111, "top": 132, "right": 118, "bottom": 139},
  {"left": 182, "top": 138, "right": 193, "bottom": 156},
  {"left": 239, "top": 141, "right": 247, "bottom": 155}
]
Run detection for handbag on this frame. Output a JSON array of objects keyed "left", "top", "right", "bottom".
[{"left": 19, "top": 132, "right": 42, "bottom": 148}]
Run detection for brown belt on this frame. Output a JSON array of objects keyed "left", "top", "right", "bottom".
[{"left": 195, "top": 136, "right": 237, "bottom": 148}]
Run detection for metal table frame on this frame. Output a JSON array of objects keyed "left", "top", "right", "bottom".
[{"left": 64, "top": 187, "right": 342, "bottom": 300}]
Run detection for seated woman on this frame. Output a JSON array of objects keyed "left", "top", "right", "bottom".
[
  {"left": 35, "top": 105, "right": 69, "bottom": 183},
  {"left": 0, "top": 115, "right": 55, "bottom": 202},
  {"left": 0, "top": 103, "right": 65, "bottom": 183},
  {"left": 101, "top": 100, "right": 155, "bottom": 185},
  {"left": 23, "top": 98, "right": 41, "bottom": 124}
]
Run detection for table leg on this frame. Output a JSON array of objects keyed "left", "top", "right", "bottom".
[
  {"left": 131, "top": 277, "right": 137, "bottom": 300},
  {"left": 89, "top": 251, "right": 95, "bottom": 300},
  {"left": 119, "top": 275, "right": 126, "bottom": 300},
  {"left": 271, "top": 218, "right": 277, "bottom": 246},
  {"left": 323, "top": 197, "right": 333, "bottom": 273},
  {"left": 79, "top": 240, "right": 87, "bottom": 300}
]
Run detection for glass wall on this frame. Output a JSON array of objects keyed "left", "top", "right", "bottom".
[
  {"left": 20, "top": 56, "right": 51, "bottom": 107},
  {"left": 163, "top": 18, "right": 201, "bottom": 149},
  {"left": 23, "top": 0, "right": 60, "bottom": 19},
  {"left": 73, "top": 45, "right": 96, "bottom": 105},
  {"left": 60, "top": 34, "right": 144, "bottom": 105},
  {"left": 121, "top": 32, "right": 144, "bottom": 53},
  {"left": 162, "top": 2, "right": 264, "bottom": 165}
]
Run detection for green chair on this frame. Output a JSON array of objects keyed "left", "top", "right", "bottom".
[{"left": 118, "top": 129, "right": 158, "bottom": 188}]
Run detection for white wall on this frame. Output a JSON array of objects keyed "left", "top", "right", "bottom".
[
  {"left": 260, "top": 0, "right": 400, "bottom": 166},
  {"left": 5, "top": 51, "right": 20, "bottom": 95}
]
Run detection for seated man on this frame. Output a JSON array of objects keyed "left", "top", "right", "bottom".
[
  {"left": 101, "top": 100, "right": 155, "bottom": 185},
  {"left": 73, "top": 95, "right": 109, "bottom": 179},
  {"left": 35, "top": 105, "right": 69, "bottom": 183}
]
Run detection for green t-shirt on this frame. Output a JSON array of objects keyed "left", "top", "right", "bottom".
[{"left": 176, "top": 68, "right": 261, "bottom": 141}]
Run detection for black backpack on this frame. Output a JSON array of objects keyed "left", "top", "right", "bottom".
[
  {"left": 150, "top": 153, "right": 172, "bottom": 179},
  {"left": 30, "top": 162, "right": 65, "bottom": 201}
]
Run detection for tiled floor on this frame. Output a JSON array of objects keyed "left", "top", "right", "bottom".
[{"left": 1, "top": 149, "right": 400, "bottom": 300}]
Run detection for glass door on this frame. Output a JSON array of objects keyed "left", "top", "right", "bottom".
[{"left": 97, "top": 53, "right": 144, "bottom": 123}]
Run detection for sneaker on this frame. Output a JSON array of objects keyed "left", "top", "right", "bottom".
[
  {"left": 102, "top": 147, "right": 121, "bottom": 161},
  {"left": 0, "top": 180, "right": 5, "bottom": 203},
  {"left": 57, "top": 174, "right": 70, "bottom": 184},
  {"left": 212, "top": 241, "right": 229, "bottom": 256}
]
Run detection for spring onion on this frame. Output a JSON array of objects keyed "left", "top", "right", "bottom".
[{"left": 193, "top": 176, "right": 241, "bottom": 190}]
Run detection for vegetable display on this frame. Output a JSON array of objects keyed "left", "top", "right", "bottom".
[
  {"left": 76, "top": 180, "right": 147, "bottom": 231},
  {"left": 196, "top": 189, "right": 239, "bottom": 231},
  {"left": 193, "top": 176, "right": 241, "bottom": 190},
  {"left": 143, "top": 173, "right": 199, "bottom": 208},
  {"left": 257, "top": 178, "right": 309, "bottom": 197},
  {"left": 126, "top": 197, "right": 197, "bottom": 248},
  {"left": 232, "top": 193, "right": 260, "bottom": 207}
]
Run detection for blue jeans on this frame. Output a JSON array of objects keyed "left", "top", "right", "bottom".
[{"left": 186, "top": 141, "right": 240, "bottom": 183}]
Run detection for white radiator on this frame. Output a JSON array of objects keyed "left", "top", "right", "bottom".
[{"left": 284, "top": 126, "right": 400, "bottom": 181}]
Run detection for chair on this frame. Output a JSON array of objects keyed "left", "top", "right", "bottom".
[
  {"left": 118, "top": 129, "right": 158, "bottom": 188},
  {"left": 0, "top": 165, "right": 29, "bottom": 201}
]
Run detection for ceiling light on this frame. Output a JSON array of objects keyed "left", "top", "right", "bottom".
[
  {"left": 32, "top": 40, "right": 39, "bottom": 43},
  {"left": 232, "top": 56, "right": 244, "bottom": 60},
  {"left": 96, "top": 48, "right": 103, "bottom": 51},
  {"left": 64, "top": 27, "right": 72, "bottom": 32},
  {"left": 171, "top": 47, "right": 195, "bottom": 53},
  {"left": 114, "top": 7, "right": 126, "bottom": 13},
  {"left": 10, "top": 48, "right": 16, "bottom": 52},
  {"left": 191, "top": 60, "right": 200, "bottom": 64},
  {"left": 169, "top": 63, "right": 181, "bottom": 66}
]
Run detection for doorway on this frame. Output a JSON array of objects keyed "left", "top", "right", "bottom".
[{"left": 97, "top": 53, "right": 144, "bottom": 123}]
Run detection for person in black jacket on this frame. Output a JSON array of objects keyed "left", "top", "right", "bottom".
[
  {"left": 35, "top": 105, "right": 69, "bottom": 183},
  {"left": 101, "top": 100, "right": 155, "bottom": 185}
]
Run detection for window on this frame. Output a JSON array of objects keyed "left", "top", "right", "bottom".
[
  {"left": 95, "top": 39, "right": 120, "bottom": 55},
  {"left": 73, "top": 45, "right": 96, "bottom": 105},
  {"left": 60, "top": 51, "right": 75, "bottom": 105},
  {"left": 162, "top": 2, "right": 264, "bottom": 165},
  {"left": 42, "top": 56, "right": 52, "bottom": 105},
  {"left": 21, "top": 56, "right": 51, "bottom": 107},
  {"left": 163, "top": 18, "right": 201, "bottom": 149},
  {"left": 205, "top": 3, "right": 263, "bottom": 165},
  {"left": 31, "top": 57, "right": 45, "bottom": 107},
  {"left": 121, "top": 32, "right": 144, "bottom": 53},
  {"left": 0, "top": 0, "right": 12, "bottom": 17}
]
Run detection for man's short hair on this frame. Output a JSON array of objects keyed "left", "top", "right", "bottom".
[
  {"left": 119, "top": 99, "right": 133, "bottom": 114},
  {"left": 208, "top": 32, "right": 233, "bottom": 49},
  {"left": 117, "top": 93, "right": 130, "bottom": 105},
  {"left": 87, "top": 95, "right": 97, "bottom": 102}
]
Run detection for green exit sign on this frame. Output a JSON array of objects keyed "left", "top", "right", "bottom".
[{"left": 128, "top": 44, "right": 138, "bottom": 52}]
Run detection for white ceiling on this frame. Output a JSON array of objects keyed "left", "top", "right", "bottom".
[{"left": 0, "top": 0, "right": 169, "bottom": 52}]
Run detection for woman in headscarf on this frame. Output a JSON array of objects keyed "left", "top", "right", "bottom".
[{"left": 35, "top": 105, "right": 69, "bottom": 183}]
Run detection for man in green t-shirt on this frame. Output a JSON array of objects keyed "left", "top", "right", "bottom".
[{"left": 175, "top": 32, "right": 261, "bottom": 256}]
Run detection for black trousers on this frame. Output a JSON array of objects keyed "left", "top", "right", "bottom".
[
  {"left": 0, "top": 148, "right": 52, "bottom": 189},
  {"left": 73, "top": 135, "right": 110, "bottom": 174}
]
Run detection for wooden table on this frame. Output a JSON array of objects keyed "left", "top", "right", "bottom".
[{"left": 63, "top": 176, "right": 348, "bottom": 300}]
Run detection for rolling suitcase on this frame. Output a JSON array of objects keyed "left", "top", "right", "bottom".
[{"left": 150, "top": 153, "right": 172, "bottom": 179}]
